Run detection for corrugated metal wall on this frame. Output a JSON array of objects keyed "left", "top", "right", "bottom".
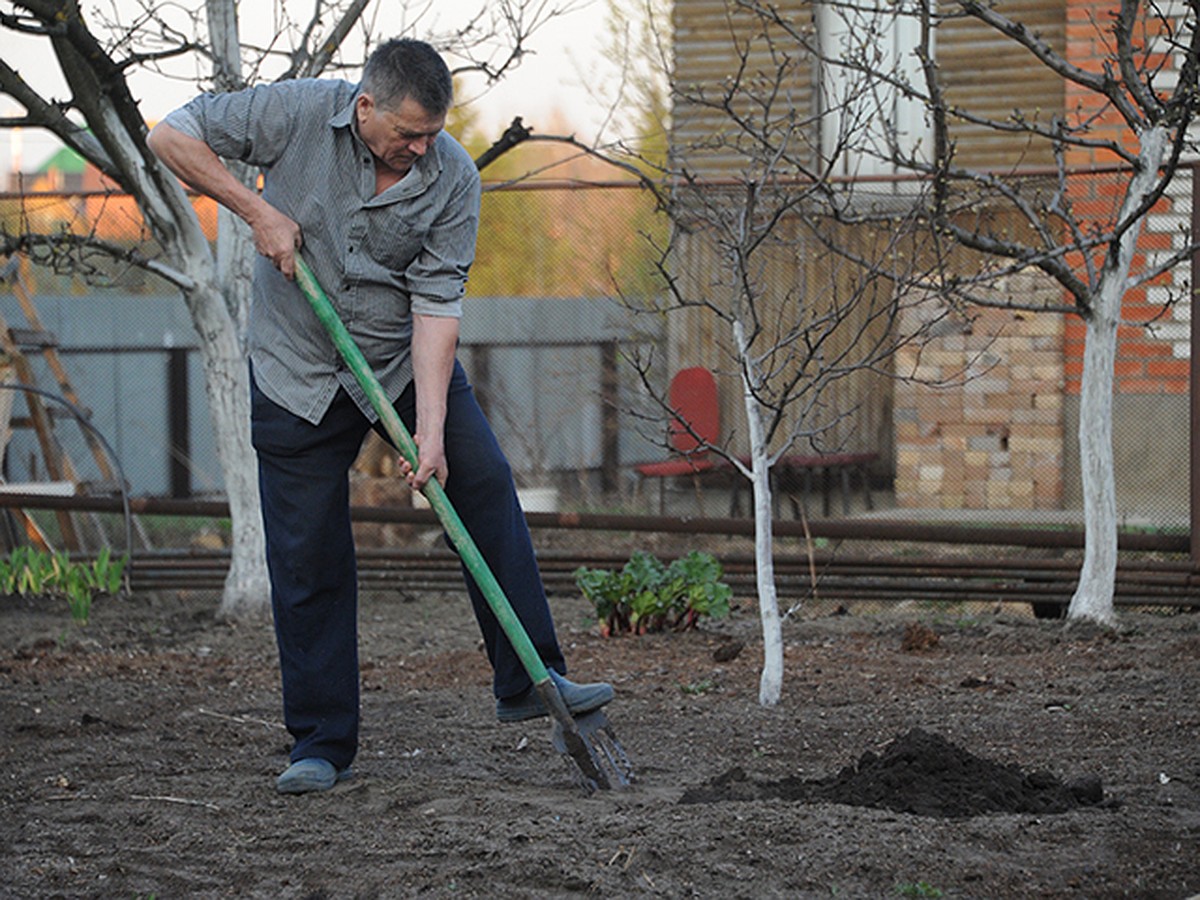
[
  {"left": 671, "top": 0, "right": 818, "bottom": 179},
  {"left": 939, "top": 0, "right": 1067, "bottom": 169},
  {"left": 0, "top": 289, "right": 662, "bottom": 498},
  {"left": 671, "top": 0, "right": 1067, "bottom": 176}
]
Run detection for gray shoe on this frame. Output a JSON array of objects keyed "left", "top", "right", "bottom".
[
  {"left": 496, "top": 669, "right": 614, "bottom": 723},
  {"left": 275, "top": 758, "right": 353, "bottom": 794}
]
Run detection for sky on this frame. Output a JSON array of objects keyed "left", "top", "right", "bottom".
[{"left": 0, "top": 0, "right": 618, "bottom": 175}]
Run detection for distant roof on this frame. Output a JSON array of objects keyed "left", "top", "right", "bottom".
[{"left": 37, "top": 145, "right": 86, "bottom": 175}]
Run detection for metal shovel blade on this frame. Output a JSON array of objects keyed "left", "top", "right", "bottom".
[
  {"left": 533, "top": 679, "right": 633, "bottom": 792},
  {"left": 550, "top": 709, "right": 635, "bottom": 793}
]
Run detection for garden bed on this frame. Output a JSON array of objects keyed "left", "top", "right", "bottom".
[{"left": 1, "top": 584, "right": 1197, "bottom": 897}]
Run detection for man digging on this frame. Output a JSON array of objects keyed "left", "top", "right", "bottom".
[{"left": 149, "top": 37, "right": 614, "bottom": 794}]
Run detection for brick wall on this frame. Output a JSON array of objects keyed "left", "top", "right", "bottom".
[
  {"left": 1062, "top": 0, "right": 1193, "bottom": 396},
  {"left": 895, "top": 287, "right": 1065, "bottom": 511},
  {"left": 1061, "top": 168, "right": 1193, "bottom": 398},
  {"left": 895, "top": 0, "right": 1192, "bottom": 514}
]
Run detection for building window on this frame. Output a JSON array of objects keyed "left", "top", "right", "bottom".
[{"left": 816, "top": 0, "right": 932, "bottom": 180}]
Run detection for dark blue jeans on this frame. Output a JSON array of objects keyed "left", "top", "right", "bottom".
[{"left": 251, "top": 361, "right": 566, "bottom": 768}]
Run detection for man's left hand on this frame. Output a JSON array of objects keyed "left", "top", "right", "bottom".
[{"left": 399, "top": 432, "right": 448, "bottom": 491}]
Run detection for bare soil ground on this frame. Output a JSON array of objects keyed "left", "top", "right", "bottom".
[{"left": 1, "top": 582, "right": 1198, "bottom": 899}]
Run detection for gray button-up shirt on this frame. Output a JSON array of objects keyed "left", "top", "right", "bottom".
[{"left": 163, "top": 78, "right": 482, "bottom": 424}]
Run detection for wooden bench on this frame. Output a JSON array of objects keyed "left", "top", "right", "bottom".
[{"left": 730, "top": 452, "right": 879, "bottom": 518}]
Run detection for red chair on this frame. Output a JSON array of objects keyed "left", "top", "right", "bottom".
[{"left": 634, "top": 367, "right": 721, "bottom": 514}]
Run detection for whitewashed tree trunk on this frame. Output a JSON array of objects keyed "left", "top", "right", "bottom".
[
  {"left": 1071, "top": 286, "right": 1119, "bottom": 625},
  {"left": 199, "top": 0, "right": 270, "bottom": 618},
  {"left": 733, "top": 319, "right": 784, "bottom": 705},
  {"left": 11, "top": 0, "right": 571, "bottom": 619},
  {"left": 1067, "top": 125, "right": 1168, "bottom": 626},
  {"left": 37, "top": 3, "right": 270, "bottom": 618},
  {"left": 180, "top": 275, "right": 268, "bottom": 619},
  {"left": 750, "top": 443, "right": 783, "bottom": 706},
  {"left": 209, "top": 209, "right": 268, "bottom": 619}
]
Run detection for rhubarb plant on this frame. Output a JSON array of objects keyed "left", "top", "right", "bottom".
[{"left": 575, "top": 550, "right": 732, "bottom": 635}]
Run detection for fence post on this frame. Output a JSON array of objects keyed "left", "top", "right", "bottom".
[
  {"left": 167, "top": 347, "right": 191, "bottom": 499},
  {"left": 1191, "top": 160, "right": 1199, "bottom": 564},
  {"left": 468, "top": 344, "right": 492, "bottom": 420},
  {"left": 600, "top": 340, "right": 620, "bottom": 492}
]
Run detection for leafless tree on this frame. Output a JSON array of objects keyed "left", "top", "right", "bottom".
[
  {"left": 639, "top": 179, "right": 952, "bottom": 704},
  {"left": 537, "top": 0, "right": 1197, "bottom": 701},
  {"left": 530, "top": 6, "right": 956, "bottom": 704},
  {"left": 742, "top": 0, "right": 1200, "bottom": 625},
  {"left": 0, "top": 0, "right": 575, "bottom": 617}
]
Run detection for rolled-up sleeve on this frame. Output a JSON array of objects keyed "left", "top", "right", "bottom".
[
  {"left": 160, "top": 106, "right": 204, "bottom": 140},
  {"left": 159, "top": 84, "right": 303, "bottom": 167},
  {"left": 406, "top": 164, "right": 481, "bottom": 318}
]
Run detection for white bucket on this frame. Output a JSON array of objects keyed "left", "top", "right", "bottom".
[{"left": 518, "top": 486, "right": 560, "bottom": 513}]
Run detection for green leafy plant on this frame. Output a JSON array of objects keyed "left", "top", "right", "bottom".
[
  {"left": 894, "top": 882, "right": 944, "bottom": 898},
  {"left": 0, "top": 547, "right": 127, "bottom": 625},
  {"left": 574, "top": 550, "right": 732, "bottom": 635},
  {"left": 680, "top": 678, "right": 717, "bottom": 695},
  {"left": 87, "top": 547, "right": 127, "bottom": 595}
]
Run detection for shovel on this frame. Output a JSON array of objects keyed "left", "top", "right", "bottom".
[{"left": 294, "top": 255, "right": 633, "bottom": 793}]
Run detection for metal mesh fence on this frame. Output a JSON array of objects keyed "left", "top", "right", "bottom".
[{"left": 0, "top": 168, "right": 1195, "bottom": 614}]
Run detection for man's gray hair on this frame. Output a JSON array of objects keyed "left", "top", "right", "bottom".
[{"left": 361, "top": 38, "right": 453, "bottom": 115}]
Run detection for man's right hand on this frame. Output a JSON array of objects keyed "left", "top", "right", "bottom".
[
  {"left": 250, "top": 205, "right": 303, "bottom": 280},
  {"left": 148, "top": 121, "right": 302, "bottom": 278}
]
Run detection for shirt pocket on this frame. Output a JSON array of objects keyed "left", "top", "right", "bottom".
[{"left": 362, "top": 207, "right": 430, "bottom": 273}]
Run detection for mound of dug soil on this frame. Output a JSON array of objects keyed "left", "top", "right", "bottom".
[{"left": 680, "top": 728, "right": 1107, "bottom": 817}]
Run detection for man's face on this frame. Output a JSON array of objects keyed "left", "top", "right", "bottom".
[{"left": 355, "top": 93, "right": 446, "bottom": 176}]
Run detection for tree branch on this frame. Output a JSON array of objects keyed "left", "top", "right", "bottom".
[
  {"left": 0, "top": 57, "right": 114, "bottom": 175},
  {"left": 473, "top": 116, "right": 535, "bottom": 171},
  {"left": 1114, "top": 0, "right": 1164, "bottom": 119},
  {"left": 938, "top": 102, "right": 1139, "bottom": 166},
  {"left": 1, "top": 231, "right": 195, "bottom": 291},
  {"left": 959, "top": 0, "right": 1146, "bottom": 128},
  {"left": 0, "top": 7, "right": 64, "bottom": 37},
  {"left": 283, "top": 0, "right": 374, "bottom": 81},
  {"left": 16, "top": 0, "right": 154, "bottom": 147},
  {"left": 1126, "top": 243, "right": 1195, "bottom": 292},
  {"left": 445, "top": 0, "right": 588, "bottom": 88}
]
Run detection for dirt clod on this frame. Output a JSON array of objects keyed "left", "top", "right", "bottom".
[
  {"left": 901, "top": 621, "right": 940, "bottom": 652},
  {"left": 712, "top": 638, "right": 744, "bottom": 662}
]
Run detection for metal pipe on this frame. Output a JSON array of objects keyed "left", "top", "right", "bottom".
[
  {"left": 121, "top": 545, "right": 1200, "bottom": 606},
  {"left": 0, "top": 491, "right": 1188, "bottom": 553}
]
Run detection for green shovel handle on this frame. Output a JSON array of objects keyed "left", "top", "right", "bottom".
[{"left": 294, "top": 255, "right": 551, "bottom": 688}]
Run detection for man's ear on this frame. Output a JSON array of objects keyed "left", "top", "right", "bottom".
[{"left": 355, "top": 93, "right": 375, "bottom": 123}]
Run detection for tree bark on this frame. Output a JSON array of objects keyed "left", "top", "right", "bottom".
[
  {"left": 181, "top": 277, "right": 268, "bottom": 619},
  {"left": 203, "top": 0, "right": 269, "bottom": 617},
  {"left": 1067, "top": 125, "right": 1169, "bottom": 626},
  {"left": 1071, "top": 286, "right": 1119, "bottom": 625},
  {"left": 733, "top": 319, "right": 784, "bottom": 706}
]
